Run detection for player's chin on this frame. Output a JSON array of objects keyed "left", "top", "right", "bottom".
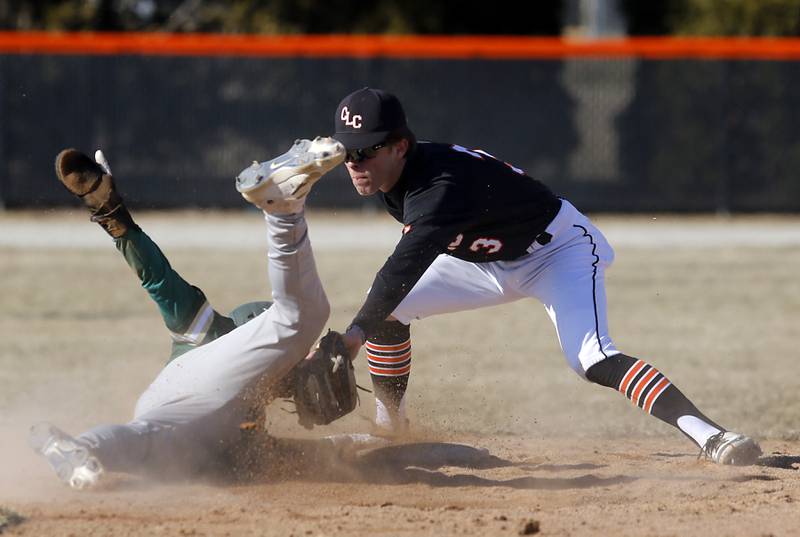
[{"left": 352, "top": 179, "right": 376, "bottom": 196}]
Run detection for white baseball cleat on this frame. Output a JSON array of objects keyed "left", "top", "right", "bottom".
[
  {"left": 236, "top": 136, "right": 345, "bottom": 214},
  {"left": 29, "top": 422, "right": 104, "bottom": 490},
  {"left": 699, "top": 431, "right": 762, "bottom": 466}
]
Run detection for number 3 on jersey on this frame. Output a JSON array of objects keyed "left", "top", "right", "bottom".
[
  {"left": 448, "top": 233, "right": 505, "bottom": 255},
  {"left": 450, "top": 144, "right": 525, "bottom": 175},
  {"left": 447, "top": 144, "right": 521, "bottom": 256}
]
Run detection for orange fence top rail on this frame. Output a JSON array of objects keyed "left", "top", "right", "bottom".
[{"left": 3, "top": 32, "right": 800, "bottom": 59}]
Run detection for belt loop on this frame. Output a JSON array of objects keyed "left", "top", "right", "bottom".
[
  {"left": 535, "top": 231, "right": 552, "bottom": 246},
  {"left": 526, "top": 231, "right": 553, "bottom": 254}
]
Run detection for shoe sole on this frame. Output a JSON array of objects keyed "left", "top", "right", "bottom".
[
  {"left": 720, "top": 438, "right": 762, "bottom": 466},
  {"left": 236, "top": 137, "right": 345, "bottom": 200}
]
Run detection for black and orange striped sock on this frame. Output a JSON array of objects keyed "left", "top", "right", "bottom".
[
  {"left": 586, "top": 354, "right": 724, "bottom": 447},
  {"left": 366, "top": 320, "right": 411, "bottom": 423}
]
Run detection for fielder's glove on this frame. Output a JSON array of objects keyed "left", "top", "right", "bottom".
[{"left": 291, "top": 330, "right": 361, "bottom": 430}]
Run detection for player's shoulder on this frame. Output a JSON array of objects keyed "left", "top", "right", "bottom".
[
  {"left": 415, "top": 141, "right": 468, "bottom": 160},
  {"left": 416, "top": 141, "right": 513, "bottom": 169},
  {"left": 402, "top": 142, "right": 481, "bottom": 207},
  {"left": 412, "top": 141, "right": 481, "bottom": 174},
  {"left": 414, "top": 141, "right": 527, "bottom": 190}
]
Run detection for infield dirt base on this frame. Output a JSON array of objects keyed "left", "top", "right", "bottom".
[{"left": 1, "top": 210, "right": 799, "bottom": 536}]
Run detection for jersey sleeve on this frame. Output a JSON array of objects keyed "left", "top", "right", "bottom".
[{"left": 350, "top": 227, "right": 444, "bottom": 339}]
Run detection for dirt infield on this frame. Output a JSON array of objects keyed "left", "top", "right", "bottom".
[{"left": 1, "top": 210, "right": 799, "bottom": 536}]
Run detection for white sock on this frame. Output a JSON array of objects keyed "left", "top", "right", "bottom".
[
  {"left": 677, "top": 415, "right": 722, "bottom": 447},
  {"left": 375, "top": 396, "right": 407, "bottom": 430}
]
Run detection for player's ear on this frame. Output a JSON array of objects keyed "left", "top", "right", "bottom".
[{"left": 393, "top": 138, "right": 410, "bottom": 159}]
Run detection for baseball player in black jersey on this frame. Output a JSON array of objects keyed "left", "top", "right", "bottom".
[{"left": 331, "top": 87, "right": 761, "bottom": 466}]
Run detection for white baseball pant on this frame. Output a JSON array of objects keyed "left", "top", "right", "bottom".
[
  {"left": 391, "top": 200, "right": 620, "bottom": 376},
  {"left": 77, "top": 211, "right": 329, "bottom": 476}
]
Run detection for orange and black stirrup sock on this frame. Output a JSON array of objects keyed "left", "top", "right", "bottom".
[
  {"left": 366, "top": 320, "right": 411, "bottom": 414},
  {"left": 586, "top": 354, "right": 724, "bottom": 447}
]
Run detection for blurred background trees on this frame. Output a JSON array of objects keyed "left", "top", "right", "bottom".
[
  {"left": 0, "top": 0, "right": 562, "bottom": 34},
  {"left": 2, "top": 0, "right": 800, "bottom": 36},
  {"left": 622, "top": 0, "right": 800, "bottom": 36}
]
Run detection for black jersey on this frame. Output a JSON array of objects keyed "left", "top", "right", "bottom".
[{"left": 351, "top": 141, "right": 562, "bottom": 338}]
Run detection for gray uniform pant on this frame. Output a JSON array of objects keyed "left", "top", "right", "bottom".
[{"left": 77, "top": 212, "right": 329, "bottom": 477}]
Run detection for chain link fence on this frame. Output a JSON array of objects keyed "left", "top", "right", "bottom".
[{"left": 2, "top": 54, "right": 799, "bottom": 212}]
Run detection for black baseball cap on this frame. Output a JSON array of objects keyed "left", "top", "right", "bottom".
[{"left": 334, "top": 87, "right": 407, "bottom": 150}]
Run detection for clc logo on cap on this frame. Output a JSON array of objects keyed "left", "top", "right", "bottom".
[
  {"left": 340, "top": 106, "right": 362, "bottom": 129},
  {"left": 334, "top": 87, "right": 407, "bottom": 150}
]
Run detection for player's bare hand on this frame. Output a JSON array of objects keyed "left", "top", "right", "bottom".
[
  {"left": 303, "top": 329, "right": 360, "bottom": 362},
  {"left": 340, "top": 328, "right": 364, "bottom": 361}
]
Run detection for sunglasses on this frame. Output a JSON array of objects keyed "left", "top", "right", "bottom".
[{"left": 345, "top": 142, "right": 387, "bottom": 163}]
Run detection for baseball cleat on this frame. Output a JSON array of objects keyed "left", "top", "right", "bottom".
[
  {"left": 29, "top": 422, "right": 104, "bottom": 490},
  {"left": 236, "top": 136, "right": 345, "bottom": 213},
  {"left": 699, "top": 431, "right": 762, "bottom": 466}
]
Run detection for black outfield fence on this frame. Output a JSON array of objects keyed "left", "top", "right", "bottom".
[{"left": 2, "top": 34, "right": 800, "bottom": 212}]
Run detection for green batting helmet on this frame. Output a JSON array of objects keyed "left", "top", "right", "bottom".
[{"left": 229, "top": 301, "right": 273, "bottom": 327}]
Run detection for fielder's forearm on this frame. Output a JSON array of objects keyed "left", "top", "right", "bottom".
[{"left": 350, "top": 233, "right": 441, "bottom": 339}]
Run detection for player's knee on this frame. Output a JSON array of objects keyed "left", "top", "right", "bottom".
[
  {"left": 300, "top": 285, "right": 330, "bottom": 331},
  {"left": 316, "top": 292, "right": 331, "bottom": 325},
  {"left": 271, "top": 289, "right": 329, "bottom": 340},
  {"left": 306, "top": 293, "right": 330, "bottom": 336},
  {"left": 584, "top": 353, "right": 638, "bottom": 388}
]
